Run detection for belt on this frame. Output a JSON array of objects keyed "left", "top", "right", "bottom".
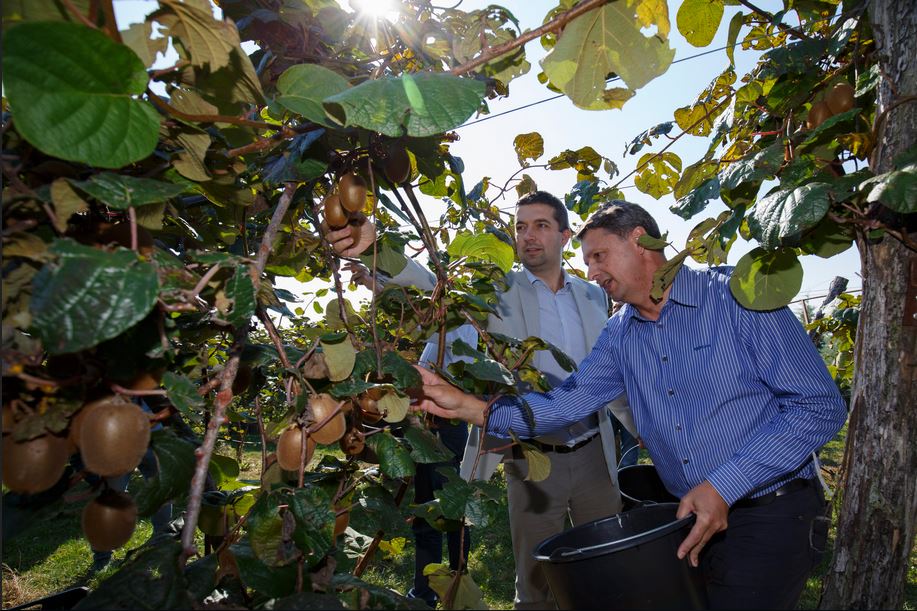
[
  {"left": 529, "top": 433, "right": 598, "bottom": 455},
  {"left": 732, "top": 478, "right": 817, "bottom": 510}
]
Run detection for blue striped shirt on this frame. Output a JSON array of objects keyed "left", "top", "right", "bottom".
[{"left": 487, "top": 266, "right": 848, "bottom": 505}]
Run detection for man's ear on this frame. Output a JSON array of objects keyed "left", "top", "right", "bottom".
[{"left": 561, "top": 228, "right": 572, "bottom": 247}]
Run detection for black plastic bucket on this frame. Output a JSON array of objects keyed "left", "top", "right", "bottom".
[
  {"left": 618, "top": 464, "right": 679, "bottom": 510},
  {"left": 533, "top": 503, "right": 708, "bottom": 610}
]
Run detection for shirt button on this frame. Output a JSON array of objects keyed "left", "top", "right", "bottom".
[
  {"left": 661, "top": 355, "right": 669, "bottom": 362},
  {"left": 667, "top": 389, "right": 675, "bottom": 396},
  {"left": 683, "top": 458, "right": 689, "bottom": 464},
  {"left": 675, "top": 424, "right": 682, "bottom": 431}
]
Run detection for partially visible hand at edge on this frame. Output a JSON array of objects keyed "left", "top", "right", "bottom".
[
  {"left": 676, "top": 480, "right": 729, "bottom": 567},
  {"left": 411, "top": 365, "right": 487, "bottom": 427}
]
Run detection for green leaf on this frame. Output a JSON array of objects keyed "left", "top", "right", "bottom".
[
  {"left": 519, "top": 442, "right": 551, "bottom": 482},
  {"left": 719, "top": 143, "right": 784, "bottom": 190},
  {"left": 799, "top": 219, "right": 854, "bottom": 259},
  {"left": 276, "top": 64, "right": 351, "bottom": 126},
  {"left": 674, "top": 160, "right": 719, "bottom": 199},
  {"left": 541, "top": 2, "right": 674, "bottom": 109},
  {"left": 865, "top": 164, "right": 916, "bottom": 213},
  {"left": 247, "top": 493, "right": 291, "bottom": 567},
  {"left": 677, "top": 0, "right": 725, "bottom": 47},
  {"left": 466, "top": 359, "right": 515, "bottom": 386},
  {"left": 381, "top": 351, "right": 422, "bottom": 390},
  {"left": 671, "top": 177, "right": 720, "bottom": 220},
  {"left": 163, "top": 372, "right": 205, "bottom": 423},
  {"left": 729, "top": 247, "right": 802, "bottom": 310},
  {"left": 287, "top": 487, "right": 335, "bottom": 565},
  {"left": 513, "top": 132, "right": 544, "bottom": 166},
  {"left": 748, "top": 182, "right": 832, "bottom": 249},
  {"left": 447, "top": 231, "right": 515, "bottom": 273},
  {"left": 70, "top": 173, "right": 186, "bottom": 209},
  {"left": 2, "top": 22, "right": 160, "bottom": 168},
  {"left": 637, "top": 233, "right": 670, "bottom": 251},
  {"left": 404, "top": 426, "right": 454, "bottom": 464},
  {"left": 30, "top": 240, "right": 159, "bottom": 354},
  {"left": 231, "top": 539, "right": 297, "bottom": 599},
  {"left": 1, "top": 0, "right": 88, "bottom": 30},
  {"left": 208, "top": 454, "right": 240, "bottom": 488},
  {"left": 434, "top": 473, "right": 474, "bottom": 519},
  {"left": 634, "top": 152, "right": 682, "bottom": 199},
  {"left": 365, "top": 431, "right": 415, "bottom": 479},
  {"left": 320, "top": 334, "right": 356, "bottom": 382},
  {"left": 224, "top": 266, "right": 256, "bottom": 328},
  {"left": 73, "top": 538, "right": 193, "bottom": 610},
  {"left": 323, "top": 73, "right": 485, "bottom": 137},
  {"left": 134, "top": 429, "right": 196, "bottom": 516},
  {"left": 725, "top": 10, "right": 744, "bottom": 66}
]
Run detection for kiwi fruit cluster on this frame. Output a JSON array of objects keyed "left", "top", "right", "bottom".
[
  {"left": 323, "top": 172, "right": 368, "bottom": 231},
  {"left": 806, "top": 82, "right": 855, "bottom": 129}
]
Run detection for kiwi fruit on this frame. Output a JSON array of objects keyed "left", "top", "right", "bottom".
[
  {"left": 324, "top": 194, "right": 348, "bottom": 229},
  {"left": 69, "top": 398, "right": 106, "bottom": 450},
  {"left": 276, "top": 425, "right": 315, "bottom": 471},
  {"left": 2, "top": 434, "right": 69, "bottom": 494},
  {"left": 309, "top": 394, "right": 346, "bottom": 445},
  {"left": 339, "top": 427, "right": 365, "bottom": 456},
  {"left": 333, "top": 505, "right": 350, "bottom": 538},
  {"left": 79, "top": 397, "right": 151, "bottom": 477},
  {"left": 383, "top": 147, "right": 411, "bottom": 185},
  {"left": 825, "top": 82, "right": 855, "bottom": 115},
  {"left": 2, "top": 404, "right": 14, "bottom": 435},
  {"left": 82, "top": 490, "right": 137, "bottom": 552},
  {"left": 127, "top": 368, "right": 164, "bottom": 391},
  {"left": 806, "top": 101, "right": 832, "bottom": 129},
  {"left": 357, "top": 390, "right": 384, "bottom": 424},
  {"left": 338, "top": 173, "right": 367, "bottom": 213}
]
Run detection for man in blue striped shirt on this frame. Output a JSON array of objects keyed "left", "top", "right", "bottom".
[{"left": 414, "top": 200, "right": 848, "bottom": 609}]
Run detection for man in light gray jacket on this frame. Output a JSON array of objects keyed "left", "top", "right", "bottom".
[{"left": 331, "top": 191, "right": 634, "bottom": 609}]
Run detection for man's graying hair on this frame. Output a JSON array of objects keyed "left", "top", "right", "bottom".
[
  {"left": 516, "top": 191, "right": 570, "bottom": 232},
  {"left": 576, "top": 200, "right": 662, "bottom": 240}
]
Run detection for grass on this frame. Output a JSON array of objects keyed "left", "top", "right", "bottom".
[{"left": 3, "top": 430, "right": 915, "bottom": 610}]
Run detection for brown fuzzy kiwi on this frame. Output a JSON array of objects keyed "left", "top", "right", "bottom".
[
  {"left": 333, "top": 505, "right": 350, "bottom": 538},
  {"left": 825, "top": 82, "right": 855, "bottom": 115},
  {"left": 339, "top": 426, "right": 365, "bottom": 456},
  {"left": 357, "top": 389, "right": 384, "bottom": 424},
  {"left": 338, "top": 173, "right": 367, "bottom": 213},
  {"left": 1, "top": 434, "right": 70, "bottom": 494},
  {"left": 79, "top": 397, "right": 151, "bottom": 477},
  {"left": 309, "top": 394, "right": 346, "bottom": 445},
  {"left": 324, "top": 193, "right": 348, "bottom": 229},
  {"left": 276, "top": 425, "right": 316, "bottom": 471},
  {"left": 806, "top": 101, "right": 832, "bottom": 129},
  {"left": 383, "top": 147, "right": 411, "bottom": 185},
  {"left": 81, "top": 489, "right": 138, "bottom": 552}
]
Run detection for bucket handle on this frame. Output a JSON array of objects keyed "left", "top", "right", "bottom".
[
  {"left": 548, "top": 546, "right": 583, "bottom": 561},
  {"left": 616, "top": 443, "right": 640, "bottom": 469}
]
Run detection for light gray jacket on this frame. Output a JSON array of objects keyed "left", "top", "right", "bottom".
[{"left": 385, "top": 256, "right": 636, "bottom": 485}]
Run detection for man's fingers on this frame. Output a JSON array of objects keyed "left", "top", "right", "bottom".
[
  {"left": 677, "top": 521, "right": 705, "bottom": 561},
  {"left": 412, "top": 364, "right": 443, "bottom": 385}
]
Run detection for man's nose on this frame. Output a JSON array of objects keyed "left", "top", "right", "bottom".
[{"left": 587, "top": 262, "right": 598, "bottom": 281}]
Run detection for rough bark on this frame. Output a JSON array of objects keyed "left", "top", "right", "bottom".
[{"left": 819, "top": 0, "right": 917, "bottom": 607}]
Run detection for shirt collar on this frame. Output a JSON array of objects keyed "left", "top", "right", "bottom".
[
  {"left": 621, "top": 265, "right": 700, "bottom": 323},
  {"left": 523, "top": 267, "right": 573, "bottom": 290}
]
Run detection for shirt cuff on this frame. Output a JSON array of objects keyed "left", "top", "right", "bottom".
[
  {"left": 485, "top": 396, "right": 516, "bottom": 436},
  {"left": 705, "top": 461, "right": 756, "bottom": 506}
]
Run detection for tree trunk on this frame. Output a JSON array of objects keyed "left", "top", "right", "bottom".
[{"left": 820, "top": 0, "right": 917, "bottom": 607}]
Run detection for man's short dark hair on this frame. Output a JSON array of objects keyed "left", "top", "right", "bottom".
[
  {"left": 516, "top": 191, "right": 570, "bottom": 232},
  {"left": 576, "top": 200, "right": 661, "bottom": 240}
]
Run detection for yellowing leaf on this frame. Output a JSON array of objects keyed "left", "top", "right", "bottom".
[
  {"left": 320, "top": 335, "right": 355, "bottom": 382},
  {"left": 519, "top": 443, "right": 551, "bottom": 482},
  {"left": 378, "top": 390, "right": 409, "bottom": 423},
  {"left": 157, "top": 0, "right": 238, "bottom": 70},
  {"left": 424, "top": 563, "right": 488, "bottom": 610},
  {"left": 677, "top": 0, "right": 725, "bottom": 48},
  {"left": 629, "top": 0, "right": 671, "bottom": 38},
  {"left": 634, "top": 152, "right": 682, "bottom": 199},
  {"left": 513, "top": 132, "right": 544, "bottom": 166},
  {"left": 541, "top": 3, "right": 674, "bottom": 110},
  {"left": 50, "top": 179, "right": 88, "bottom": 233}
]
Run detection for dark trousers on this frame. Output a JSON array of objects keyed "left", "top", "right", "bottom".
[
  {"left": 411, "top": 420, "right": 471, "bottom": 604},
  {"left": 702, "top": 483, "right": 828, "bottom": 610}
]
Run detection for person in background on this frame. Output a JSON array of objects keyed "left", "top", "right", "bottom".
[
  {"left": 331, "top": 191, "right": 635, "bottom": 609},
  {"left": 412, "top": 200, "right": 847, "bottom": 610}
]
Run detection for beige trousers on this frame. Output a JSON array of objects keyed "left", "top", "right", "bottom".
[{"left": 503, "top": 435, "right": 622, "bottom": 610}]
